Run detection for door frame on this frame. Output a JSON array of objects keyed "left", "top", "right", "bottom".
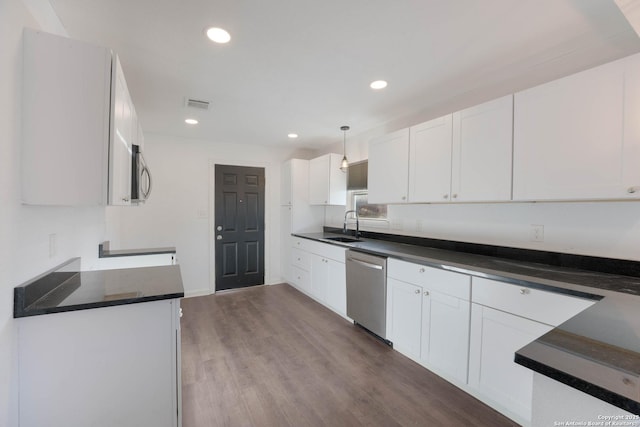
[{"left": 208, "top": 159, "right": 272, "bottom": 294}]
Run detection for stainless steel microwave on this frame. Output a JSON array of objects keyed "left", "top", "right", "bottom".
[{"left": 131, "top": 144, "right": 152, "bottom": 203}]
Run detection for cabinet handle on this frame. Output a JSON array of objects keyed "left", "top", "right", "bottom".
[
  {"left": 419, "top": 267, "right": 425, "bottom": 273},
  {"left": 414, "top": 289, "right": 421, "bottom": 294},
  {"left": 297, "top": 258, "right": 301, "bottom": 261},
  {"left": 452, "top": 194, "right": 458, "bottom": 199},
  {"left": 423, "top": 291, "right": 430, "bottom": 296},
  {"left": 627, "top": 187, "right": 638, "bottom": 194},
  {"left": 401, "top": 196, "right": 406, "bottom": 201},
  {"left": 443, "top": 194, "right": 449, "bottom": 199},
  {"left": 622, "top": 377, "right": 633, "bottom": 386},
  {"left": 122, "top": 196, "right": 130, "bottom": 202},
  {"left": 519, "top": 288, "right": 530, "bottom": 295}
]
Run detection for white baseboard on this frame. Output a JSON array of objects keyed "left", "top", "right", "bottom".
[{"left": 184, "top": 289, "right": 212, "bottom": 298}]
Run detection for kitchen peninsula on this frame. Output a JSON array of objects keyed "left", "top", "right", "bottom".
[{"left": 14, "top": 257, "right": 184, "bottom": 427}]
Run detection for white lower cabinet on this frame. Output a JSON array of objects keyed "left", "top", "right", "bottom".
[
  {"left": 422, "top": 291, "right": 470, "bottom": 384},
  {"left": 326, "top": 259, "right": 347, "bottom": 315},
  {"left": 468, "top": 277, "right": 596, "bottom": 425},
  {"left": 386, "top": 259, "right": 471, "bottom": 383},
  {"left": 18, "top": 299, "right": 181, "bottom": 427},
  {"left": 288, "top": 238, "right": 347, "bottom": 317},
  {"left": 468, "top": 304, "right": 552, "bottom": 425},
  {"left": 387, "top": 278, "right": 422, "bottom": 359},
  {"left": 311, "top": 255, "right": 330, "bottom": 303}
]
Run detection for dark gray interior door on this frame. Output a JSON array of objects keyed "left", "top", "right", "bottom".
[{"left": 214, "top": 165, "right": 265, "bottom": 291}]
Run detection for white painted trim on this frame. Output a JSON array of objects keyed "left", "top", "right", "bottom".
[
  {"left": 184, "top": 289, "right": 212, "bottom": 298},
  {"left": 208, "top": 159, "right": 272, "bottom": 294}
]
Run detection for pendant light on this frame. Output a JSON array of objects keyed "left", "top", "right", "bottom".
[{"left": 340, "top": 125, "right": 350, "bottom": 172}]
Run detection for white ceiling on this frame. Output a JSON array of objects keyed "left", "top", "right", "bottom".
[{"left": 48, "top": 0, "right": 640, "bottom": 149}]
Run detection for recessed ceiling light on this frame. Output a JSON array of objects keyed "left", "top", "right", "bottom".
[
  {"left": 287, "top": 133, "right": 299, "bottom": 139},
  {"left": 370, "top": 80, "right": 388, "bottom": 90},
  {"left": 206, "top": 27, "right": 231, "bottom": 44},
  {"left": 185, "top": 118, "right": 198, "bottom": 125}
]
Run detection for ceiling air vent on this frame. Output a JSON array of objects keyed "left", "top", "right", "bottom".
[{"left": 185, "top": 98, "right": 210, "bottom": 110}]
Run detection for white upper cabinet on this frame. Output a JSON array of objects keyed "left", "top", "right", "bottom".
[
  {"left": 451, "top": 95, "right": 513, "bottom": 202},
  {"left": 513, "top": 54, "right": 640, "bottom": 201},
  {"left": 22, "top": 29, "right": 139, "bottom": 206},
  {"left": 369, "top": 97, "right": 513, "bottom": 204},
  {"left": 281, "top": 159, "right": 323, "bottom": 233},
  {"left": 409, "top": 115, "right": 453, "bottom": 203},
  {"left": 368, "top": 128, "right": 410, "bottom": 204},
  {"left": 309, "top": 153, "right": 346, "bottom": 205},
  {"left": 281, "top": 160, "right": 293, "bottom": 206}
]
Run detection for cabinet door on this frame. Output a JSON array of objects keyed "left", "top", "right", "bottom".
[
  {"left": 368, "top": 128, "right": 410, "bottom": 204},
  {"left": 469, "top": 304, "right": 553, "bottom": 424},
  {"left": 18, "top": 300, "right": 178, "bottom": 427},
  {"left": 109, "top": 57, "right": 133, "bottom": 205},
  {"left": 309, "top": 155, "right": 329, "bottom": 205},
  {"left": 421, "top": 290, "right": 470, "bottom": 383},
  {"left": 311, "top": 255, "right": 329, "bottom": 303},
  {"left": 290, "top": 265, "right": 311, "bottom": 294},
  {"left": 22, "top": 29, "right": 111, "bottom": 205},
  {"left": 451, "top": 95, "right": 513, "bottom": 202},
  {"left": 387, "top": 278, "right": 422, "bottom": 360},
  {"left": 409, "top": 115, "right": 453, "bottom": 203},
  {"left": 326, "top": 259, "right": 346, "bottom": 316},
  {"left": 326, "top": 153, "right": 347, "bottom": 205},
  {"left": 513, "top": 56, "right": 640, "bottom": 201},
  {"left": 281, "top": 160, "right": 293, "bottom": 206}
]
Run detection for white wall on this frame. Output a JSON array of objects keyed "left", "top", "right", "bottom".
[
  {"left": 326, "top": 201, "right": 640, "bottom": 260},
  {"left": 109, "top": 133, "right": 311, "bottom": 296},
  {"left": 0, "top": 1, "right": 109, "bottom": 425}
]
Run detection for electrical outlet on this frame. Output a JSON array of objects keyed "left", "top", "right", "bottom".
[
  {"left": 530, "top": 225, "right": 544, "bottom": 242},
  {"left": 49, "top": 233, "right": 57, "bottom": 258}
]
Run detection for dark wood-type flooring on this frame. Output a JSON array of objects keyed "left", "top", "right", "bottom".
[{"left": 180, "top": 283, "right": 518, "bottom": 427}]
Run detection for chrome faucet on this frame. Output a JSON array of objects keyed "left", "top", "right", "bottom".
[{"left": 343, "top": 210, "right": 360, "bottom": 239}]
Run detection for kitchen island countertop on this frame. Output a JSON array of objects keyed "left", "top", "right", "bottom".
[{"left": 14, "top": 257, "right": 184, "bottom": 318}]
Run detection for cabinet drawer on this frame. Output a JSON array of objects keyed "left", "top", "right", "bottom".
[
  {"left": 388, "top": 259, "right": 470, "bottom": 300},
  {"left": 290, "top": 266, "right": 311, "bottom": 293},
  {"left": 472, "top": 277, "right": 595, "bottom": 326},
  {"left": 309, "top": 241, "right": 346, "bottom": 263},
  {"left": 291, "top": 248, "right": 311, "bottom": 271},
  {"left": 291, "top": 237, "right": 310, "bottom": 251}
]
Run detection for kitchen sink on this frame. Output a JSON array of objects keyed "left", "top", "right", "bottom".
[{"left": 324, "top": 236, "right": 361, "bottom": 243}]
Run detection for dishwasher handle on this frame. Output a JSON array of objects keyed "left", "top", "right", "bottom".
[{"left": 347, "top": 257, "right": 384, "bottom": 270}]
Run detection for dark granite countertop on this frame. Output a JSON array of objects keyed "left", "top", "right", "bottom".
[
  {"left": 98, "top": 241, "right": 176, "bottom": 258},
  {"left": 14, "top": 258, "right": 184, "bottom": 318},
  {"left": 293, "top": 231, "right": 640, "bottom": 414}
]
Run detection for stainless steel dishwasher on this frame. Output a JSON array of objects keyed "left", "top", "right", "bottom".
[{"left": 346, "top": 249, "right": 389, "bottom": 342}]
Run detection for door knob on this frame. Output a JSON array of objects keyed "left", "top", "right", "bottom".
[{"left": 216, "top": 235, "right": 222, "bottom": 240}]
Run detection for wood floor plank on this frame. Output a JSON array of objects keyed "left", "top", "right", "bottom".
[{"left": 181, "top": 284, "right": 519, "bottom": 427}]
